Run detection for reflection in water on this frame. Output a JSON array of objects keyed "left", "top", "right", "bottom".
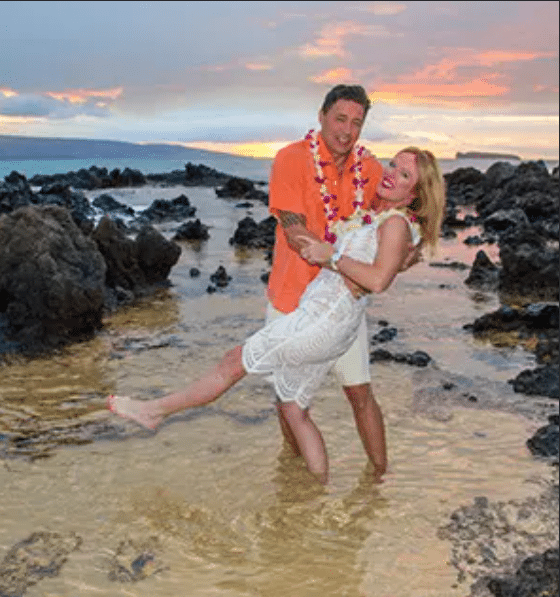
[{"left": 248, "top": 453, "right": 388, "bottom": 597}]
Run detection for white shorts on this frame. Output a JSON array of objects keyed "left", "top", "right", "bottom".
[{"left": 265, "top": 302, "right": 371, "bottom": 388}]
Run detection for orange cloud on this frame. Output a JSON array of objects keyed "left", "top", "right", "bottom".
[
  {"left": 370, "top": 76, "right": 509, "bottom": 109},
  {"left": 402, "top": 49, "right": 556, "bottom": 86},
  {"left": 373, "top": 77, "right": 507, "bottom": 99},
  {"left": 245, "top": 62, "right": 273, "bottom": 71},
  {"left": 372, "top": 46, "right": 557, "bottom": 108},
  {"left": 45, "top": 87, "right": 123, "bottom": 104},
  {"left": 299, "top": 21, "right": 394, "bottom": 59},
  {"left": 310, "top": 68, "right": 353, "bottom": 84},
  {"left": 0, "top": 88, "right": 18, "bottom": 98},
  {"left": 476, "top": 50, "right": 556, "bottom": 66}
]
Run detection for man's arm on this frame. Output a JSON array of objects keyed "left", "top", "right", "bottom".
[{"left": 276, "top": 210, "right": 320, "bottom": 252}]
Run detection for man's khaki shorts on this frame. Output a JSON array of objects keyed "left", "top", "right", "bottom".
[{"left": 265, "top": 302, "right": 371, "bottom": 388}]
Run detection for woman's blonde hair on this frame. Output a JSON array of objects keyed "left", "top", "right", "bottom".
[{"left": 399, "top": 147, "right": 446, "bottom": 256}]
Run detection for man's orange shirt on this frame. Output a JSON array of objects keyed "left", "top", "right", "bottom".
[{"left": 267, "top": 133, "right": 383, "bottom": 313}]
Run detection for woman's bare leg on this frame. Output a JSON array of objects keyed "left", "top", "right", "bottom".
[
  {"left": 276, "top": 401, "right": 328, "bottom": 484},
  {"left": 275, "top": 400, "right": 302, "bottom": 456},
  {"left": 108, "top": 345, "right": 247, "bottom": 429}
]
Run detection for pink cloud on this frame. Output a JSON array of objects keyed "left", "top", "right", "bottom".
[
  {"left": 370, "top": 76, "right": 509, "bottom": 109},
  {"left": 476, "top": 50, "right": 556, "bottom": 66},
  {"left": 245, "top": 62, "right": 273, "bottom": 71},
  {"left": 45, "top": 87, "right": 124, "bottom": 104},
  {"left": 372, "top": 46, "right": 558, "bottom": 108},
  {"left": 299, "top": 20, "right": 395, "bottom": 59},
  {"left": 0, "top": 88, "right": 18, "bottom": 98},
  {"left": 310, "top": 67, "right": 354, "bottom": 84}
]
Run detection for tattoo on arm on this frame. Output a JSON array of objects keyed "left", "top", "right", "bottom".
[{"left": 277, "top": 210, "right": 306, "bottom": 229}]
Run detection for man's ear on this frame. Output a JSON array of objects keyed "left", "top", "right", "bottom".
[{"left": 318, "top": 110, "right": 325, "bottom": 127}]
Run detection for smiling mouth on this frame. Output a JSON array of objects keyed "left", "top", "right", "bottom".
[{"left": 381, "top": 177, "right": 394, "bottom": 189}]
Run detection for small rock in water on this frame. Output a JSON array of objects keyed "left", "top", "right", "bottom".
[
  {"left": 107, "top": 539, "right": 165, "bottom": 583},
  {"left": 407, "top": 351, "right": 432, "bottom": 367},
  {"left": 0, "top": 531, "right": 82, "bottom": 596},
  {"left": 209, "top": 265, "right": 232, "bottom": 288},
  {"left": 371, "top": 327, "right": 398, "bottom": 343}
]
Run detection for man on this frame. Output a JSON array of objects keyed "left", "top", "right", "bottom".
[{"left": 266, "top": 84, "right": 388, "bottom": 477}]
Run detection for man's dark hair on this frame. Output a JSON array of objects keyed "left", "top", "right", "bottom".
[{"left": 320, "top": 84, "right": 371, "bottom": 117}]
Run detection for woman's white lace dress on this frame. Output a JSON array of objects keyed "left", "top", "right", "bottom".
[{"left": 241, "top": 210, "right": 421, "bottom": 408}]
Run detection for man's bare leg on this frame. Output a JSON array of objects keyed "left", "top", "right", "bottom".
[
  {"left": 343, "top": 383, "right": 387, "bottom": 476},
  {"left": 276, "top": 401, "right": 328, "bottom": 484},
  {"left": 108, "top": 346, "right": 247, "bottom": 429}
]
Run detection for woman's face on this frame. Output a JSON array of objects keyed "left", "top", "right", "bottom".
[{"left": 376, "top": 151, "right": 419, "bottom": 207}]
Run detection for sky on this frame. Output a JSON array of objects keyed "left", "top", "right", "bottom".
[{"left": 0, "top": 1, "right": 558, "bottom": 159}]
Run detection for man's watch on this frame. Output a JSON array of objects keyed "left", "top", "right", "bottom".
[{"left": 329, "top": 248, "right": 343, "bottom": 271}]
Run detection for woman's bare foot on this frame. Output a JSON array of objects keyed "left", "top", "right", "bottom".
[{"left": 106, "top": 395, "right": 163, "bottom": 430}]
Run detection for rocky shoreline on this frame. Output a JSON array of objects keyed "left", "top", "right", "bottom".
[{"left": 0, "top": 158, "right": 558, "bottom": 596}]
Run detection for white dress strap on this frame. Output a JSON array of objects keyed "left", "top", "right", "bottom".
[{"left": 375, "top": 209, "right": 421, "bottom": 246}]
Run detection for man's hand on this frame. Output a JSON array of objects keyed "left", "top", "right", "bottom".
[{"left": 297, "top": 236, "right": 334, "bottom": 266}]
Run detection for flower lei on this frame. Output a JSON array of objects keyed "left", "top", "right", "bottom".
[
  {"left": 305, "top": 129, "right": 369, "bottom": 244},
  {"left": 330, "top": 207, "right": 419, "bottom": 243}
]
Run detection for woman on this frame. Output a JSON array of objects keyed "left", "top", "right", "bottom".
[{"left": 108, "top": 147, "right": 445, "bottom": 484}]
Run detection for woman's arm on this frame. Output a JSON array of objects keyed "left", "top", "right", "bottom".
[
  {"left": 279, "top": 210, "right": 374, "bottom": 297},
  {"left": 298, "top": 215, "right": 413, "bottom": 294}
]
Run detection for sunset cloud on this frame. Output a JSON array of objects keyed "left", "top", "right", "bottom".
[
  {"left": 0, "top": 88, "right": 120, "bottom": 119},
  {"left": 310, "top": 68, "right": 354, "bottom": 84},
  {"left": 369, "top": 46, "right": 557, "bottom": 109},
  {"left": 184, "top": 140, "right": 290, "bottom": 159},
  {"left": 244, "top": 62, "right": 273, "bottom": 71},
  {"left": 45, "top": 87, "right": 124, "bottom": 104},
  {"left": 476, "top": 50, "right": 556, "bottom": 66},
  {"left": 299, "top": 21, "right": 396, "bottom": 59},
  {"left": 370, "top": 76, "right": 509, "bottom": 109},
  {"left": 0, "top": 88, "right": 18, "bottom": 98}
]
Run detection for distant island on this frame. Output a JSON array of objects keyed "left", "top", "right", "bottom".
[
  {"left": 0, "top": 134, "right": 235, "bottom": 162},
  {"left": 456, "top": 151, "right": 521, "bottom": 160}
]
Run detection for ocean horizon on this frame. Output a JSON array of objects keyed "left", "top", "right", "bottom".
[{"left": 1, "top": 153, "right": 558, "bottom": 183}]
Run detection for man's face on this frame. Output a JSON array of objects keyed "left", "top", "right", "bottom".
[{"left": 318, "top": 99, "right": 366, "bottom": 160}]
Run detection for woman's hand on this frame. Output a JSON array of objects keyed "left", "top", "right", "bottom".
[{"left": 296, "top": 236, "right": 335, "bottom": 266}]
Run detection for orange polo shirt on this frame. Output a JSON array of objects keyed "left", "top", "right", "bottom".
[{"left": 267, "top": 133, "right": 383, "bottom": 313}]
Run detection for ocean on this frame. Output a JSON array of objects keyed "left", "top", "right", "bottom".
[{"left": 1, "top": 153, "right": 558, "bottom": 183}]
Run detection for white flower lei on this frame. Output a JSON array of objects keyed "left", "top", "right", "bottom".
[{"left": 305, "top": 129, "right": 369, "bottom": 244}]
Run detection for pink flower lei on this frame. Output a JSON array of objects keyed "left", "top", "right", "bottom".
[{"left": 305, "top": 129, "right": 369, "bottom": 244}]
